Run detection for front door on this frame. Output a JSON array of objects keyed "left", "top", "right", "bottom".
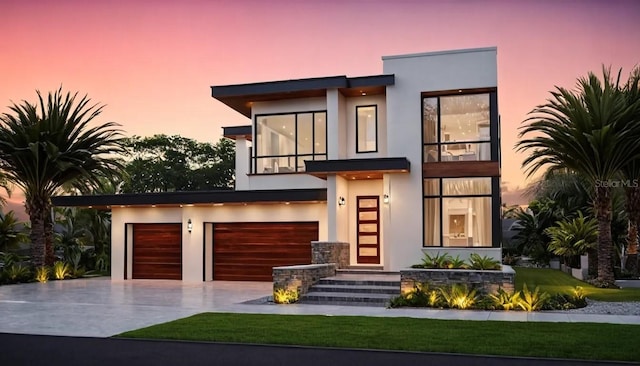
[{"left": 356, "top": 196, "right": 380, "bottom": 264}]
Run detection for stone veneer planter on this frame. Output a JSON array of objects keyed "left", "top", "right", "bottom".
[
  {"left": 273, "top": 263, "right": 336, "bottom": 295},
  {"left": 311, "top": 241, "right": 349, "bottom": 269},
  {"left": 400, "top": 265, "right": 516, "bottom": 295},
  {"left": 271, "top": 241, "right": 350, "bottom": 298}
]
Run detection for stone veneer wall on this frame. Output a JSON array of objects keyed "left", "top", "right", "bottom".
[
  {"left": 273, "top": 263, "right": 336, "bottom": 295},
  {"left": 311, "top": 241, "right": 349, "bottom": 269},
  {"left": 400, "top": 265, "right": 516, "bottom": 295}
]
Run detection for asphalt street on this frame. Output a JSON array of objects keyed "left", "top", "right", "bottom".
[{"left": 0, "top": 333, "right": 634, "bottom": 366}]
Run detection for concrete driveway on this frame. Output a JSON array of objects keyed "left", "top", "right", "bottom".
[
  {"left": 0, "top": 277, "right": 272, "bottom": 337},
  {"left": 2, "top": 277, "right": 640, "bottom": 338}
]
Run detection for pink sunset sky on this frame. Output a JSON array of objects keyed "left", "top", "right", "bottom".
[{"left": 1, "top": 0, "right": 639, "bottom": 208}]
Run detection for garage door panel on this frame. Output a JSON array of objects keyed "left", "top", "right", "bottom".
[
  {"left": 213, "top": 222, "right": 318, "bottom": 281},
  {"left": 213, "top": 255, "right": 311, "bottom": 266},
  {"left": 132, "top": 223, "right": 182, "bottom": 280}
]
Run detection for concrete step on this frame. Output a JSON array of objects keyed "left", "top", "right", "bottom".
[
  {"left": 310, "top": 284, "right": 400, "bottom": 295},
  {"left": 301, "top": 291, "right": 396, "bottom": 307},
  {"left": 318, "top": 278, "right": 401, "bottom": 287},
  {"left": 337, "top": 268, "right": 400, "bottom": 275}
]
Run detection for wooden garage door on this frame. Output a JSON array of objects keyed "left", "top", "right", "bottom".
[
  {"left": 213, "top": 222, "right": 318, "bottom": 281},
  {"left": 132, "top": 223, "right": 182, "bottom": 280}
]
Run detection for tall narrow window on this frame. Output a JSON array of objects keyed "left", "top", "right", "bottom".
[{"left": 356, "top": 105, "right": 377, "bottom": 153}]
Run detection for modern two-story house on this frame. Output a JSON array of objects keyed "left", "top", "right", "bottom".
[{"left": 52, "top": 47, "right": 501, "bottom": 283}]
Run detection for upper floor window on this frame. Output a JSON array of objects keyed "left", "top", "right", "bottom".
[
  {"left": 254, "top": 111, "right": 326, "bottom": 174},
  {"left": 423, "top": 92, "right": 492, "bottom": 162},
  {"left": 356, "top": 105, "right": 377, "bottom": 153}
]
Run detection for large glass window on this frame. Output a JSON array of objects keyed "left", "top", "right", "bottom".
[
  {"left": 254, "top": 111, "right": 326, "bottom": 174},
  {"left": 423, "top": 177, "right": 493, "bottom": 247},
  {"left": 423, "top": 93, "right": 491, "bottom": 162},
  {"left": 356, "top": 105, "right": 377, "bottom": 153}
]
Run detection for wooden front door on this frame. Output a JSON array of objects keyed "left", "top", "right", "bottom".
[{"left": 356, "top": 196, "right": 380, "bottom": 264}]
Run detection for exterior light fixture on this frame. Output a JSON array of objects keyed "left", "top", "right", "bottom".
[
  {"left": 187, "top": 219, "right": 193, "bottom": 233},
  {"left": 383, "top": 194, "right": 390, "bottom": 204},
  {"left": 338, "top": 196, "right": 346, "bottom": 206}
]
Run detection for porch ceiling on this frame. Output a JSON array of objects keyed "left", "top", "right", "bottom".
[{"left": 305, "top": 157, "right": 410, "bottom": 180}]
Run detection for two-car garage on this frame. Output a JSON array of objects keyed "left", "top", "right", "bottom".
[{"left": 131, "top": 222, "right": 318, "bottom": 281}]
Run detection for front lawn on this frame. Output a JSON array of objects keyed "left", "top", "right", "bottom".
[
  {"left": 515, "top": 267, "right": 640, "bottom": 302},
  {"left": 118, "top": 313, "right": 640, "bottom": 362}
]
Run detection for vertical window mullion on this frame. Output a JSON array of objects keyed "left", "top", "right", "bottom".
[
  {"left": 439, "top": 178, "right": 443, "bottom": 247},
  {"left": 311, "top": 112, "right": 315, "bottom": 158},
  {"left": 294, "top": 113, "right": 298, "bottom": 171},
  {"left": 436, "top": 97, "right": 441, "bottom": 161}
]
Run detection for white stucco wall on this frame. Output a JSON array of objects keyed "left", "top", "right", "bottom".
[
  {"left": 111, "top": 203, "right": 327, "bottom": 282},
  {"left": 252, "top": 97, "right": 326, "bottom": 115},
  {"left": 383, "top": 47, "right": 498, "bottom": 270},
  {"left": 234, "top": 138, "right": 250, "bottom": 190}
]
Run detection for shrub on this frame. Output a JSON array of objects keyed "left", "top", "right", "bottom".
[
  {"left": 571, "top": 286, "right": 587, "bottom": 307},
  {"left": 390, "top": 282, "right": 444, "bottom": 308},
  {"left": 439, "top": 284, "right": 478, "bottom": 309},
  {"left": 447, "top": 255, "right": 468, "bottom": 269},
  {"left": 35, "top": 266, "right": 49, "bottom": 283},
  {"left": 273, "top": 287, "right": 299, "bottom": 304},
  {"left": 469, "top": 253, "right": 501, "bottom": 270},
  {"left": 488, "top": 288, "right": 521, "bottom": 311},
  {"left": 543, "top": 286, "right": 587, "bottom": 310},
  {"left": 543, "top": 293, "right": 578, "bottom": 310},
  {"left": 52, "top": 261, "right": 71, "bottom": 280},
  {"left": 3, "top": 264, "right": 31, "bottom": 283},
  {"left": 502, "top": 254, "right": 520, "bottom": 266},
  {"left": 517, "top": 284, "right": 550, "bottom": 312},
  {"left": 0, "top": 251, "right": 26, "bottom": 268},
  {"left": 420, "top": 252, "right": 453, "bottom": 269}
]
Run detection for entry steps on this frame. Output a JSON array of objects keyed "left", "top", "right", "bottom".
[{"left": 301, "top": 270, "right": 401, "bottom": 307}]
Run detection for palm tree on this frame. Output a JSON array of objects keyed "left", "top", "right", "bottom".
[
  {"left": 0, "top": 88, "right": 125, "bottom": 267},
  {"left": 517, "top": 67, "right": 640, "bottom": 287},
  {"left": 620, "top": 69, "right": 640, "bottom": 275}
]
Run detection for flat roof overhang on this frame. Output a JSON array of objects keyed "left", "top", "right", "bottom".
[
  {"left": 212, "top": 74, "right": 394, "bottom": 118},
  {"left": 223, "top": 125, "right": 252, "bottom": 141},
  {"left": 51, "top": 188, "right": 327, "bottom": 209},
  {"left": 305, "top": 157, "right": 410, "bottom": 180}
]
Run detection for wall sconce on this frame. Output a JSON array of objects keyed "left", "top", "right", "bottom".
[
  {"left": 338, "top": 196, "right": 346, "bottom": 206},
  {"left": 187, "top": 219, "right": 193, "bottom": 233},
  {"left": 383, "top": 194, "right": 390, "bottom": 204}
]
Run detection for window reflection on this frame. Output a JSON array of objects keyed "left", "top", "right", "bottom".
[{"left": 255, "top": 111, "right": 327, "bottom": 173}]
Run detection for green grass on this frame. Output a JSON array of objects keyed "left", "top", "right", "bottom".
[
  {"left": 515, "top": 267, "right": 640, "bottom": 301},
  {"left": 118, "top": 313, "right": 640, "bottom": 362}
]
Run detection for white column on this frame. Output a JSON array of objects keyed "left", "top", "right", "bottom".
[
  {"left": 181, "top": 207, "right": 203, "bottom": 282},
  {"left": 326, "top": 89, "right": 340, "bottom": 160},
  {"left": 234, "top": 138, "right": 249, "bottom": 190}
]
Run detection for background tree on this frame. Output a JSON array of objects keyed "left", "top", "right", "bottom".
[
  {"left": 0, "top": 89, "right": 125, "bottom": 267},
  {"left": 517, "top": 67, "right": 640, "bottom": 287},
  {"left": 120, "top": 134, "right": 234, "bottom": 193},
  {"left": 511, "top": 199, "right": 560, "bottom": 265},
  {"left": 0, "top": 211, "right": 28, "bottom": 252}
]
